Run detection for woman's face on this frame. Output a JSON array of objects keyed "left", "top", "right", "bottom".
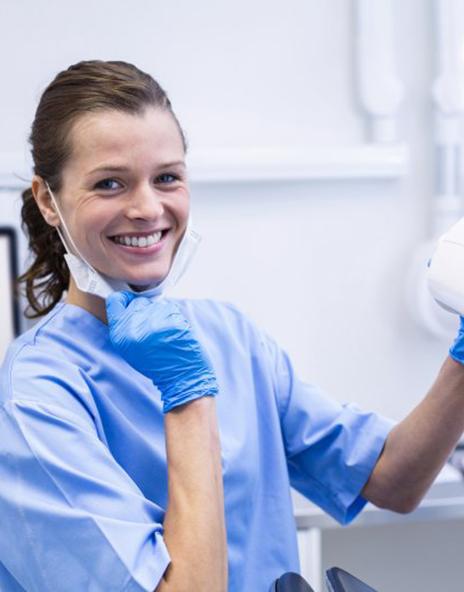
[{"left": 55, "top": 106, "right": 189, "bottom": 288}]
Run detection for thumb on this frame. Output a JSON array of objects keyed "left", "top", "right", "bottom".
[{"left": 106, "top": 291, "right": 135, "bottom": 321}]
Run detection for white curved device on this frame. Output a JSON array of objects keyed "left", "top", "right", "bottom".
[{"left": 427, "top": 217, "right": 464, "bottom": 316}]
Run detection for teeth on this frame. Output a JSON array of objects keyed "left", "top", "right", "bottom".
[{"left": 113, "top": 231, "right": 163, "bottom": 248}]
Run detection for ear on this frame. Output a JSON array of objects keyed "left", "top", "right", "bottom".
[{"left": 31, "top": 175, "right": 60, "bottom": 227}]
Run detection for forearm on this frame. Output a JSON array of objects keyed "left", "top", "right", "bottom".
[
  {"left": 156, "top": 397, "right": 228, "bottom": 591},
  {"left": 363, "top": 356, "right": 464, "bottom": 512}
]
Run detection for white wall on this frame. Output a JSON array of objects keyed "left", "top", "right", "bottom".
[
  {"left": 1, "top": 0, "right": 448, "bottom": 419},
  {"left": 1, "top": 1, "right": 462, "bottom": 589}
]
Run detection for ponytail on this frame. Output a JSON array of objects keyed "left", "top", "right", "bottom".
[{"left": 17, "top": 187, "right": 69, "bottom": 318}]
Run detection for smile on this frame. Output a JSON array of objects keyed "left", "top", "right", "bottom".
[{"left": 110, "top": 230, "right": 166, "bottom": 248}]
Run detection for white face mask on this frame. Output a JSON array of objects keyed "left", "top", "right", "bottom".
[{"left": 45, "top": 182, "right": 201, "bottom": 299}]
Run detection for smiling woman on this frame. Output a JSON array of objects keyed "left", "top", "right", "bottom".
[
  {"left": 4, "top": 60, "right": 229, "bottom": 592},
  {"left": 0, "top": 60, "right": 417, "bottom": 592}
]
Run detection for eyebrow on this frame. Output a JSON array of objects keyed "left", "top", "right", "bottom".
[{"left": 87, "top": 161, "right": 186, "bottom": 175}]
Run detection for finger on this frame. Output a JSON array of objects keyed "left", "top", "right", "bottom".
[{"left": 129, "top": 296, "right": 152, "bottom": 312}]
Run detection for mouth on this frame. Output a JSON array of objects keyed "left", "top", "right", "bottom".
[{"left": 108, "top": 229, "right": 170, "bottom": 249}]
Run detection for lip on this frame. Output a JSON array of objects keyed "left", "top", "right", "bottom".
[{"left": 108, "top": 230, "right": 169, "bottom": 256}]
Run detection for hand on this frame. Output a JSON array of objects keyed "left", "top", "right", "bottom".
[
  {"left": 449, "top": 316, "right": 464, "bottom": 365},
  {"left": 106, "top": 292, "right": 218, "bottom": 413}
]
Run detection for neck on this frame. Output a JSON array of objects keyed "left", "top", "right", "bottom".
[{"left": 66, "top": 278, "right": 108, "bottom": 324}]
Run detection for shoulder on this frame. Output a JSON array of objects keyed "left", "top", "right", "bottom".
[
  {"left": 172, "top": 298, "right": 259, "bottom": 342},
  {"left": 1, "top": 304, "right": 66, "bottom": 379},
  {"left": 174, "top": 297, "right": 245, "bottom": 321},
  {"left": 170, "top": 298, "right": 282, "bottom": 374},
  {"left": 0, "top": 304, "right": 102, "bottom": 414}
]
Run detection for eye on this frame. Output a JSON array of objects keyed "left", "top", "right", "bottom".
[
  {"left": 94, "top": 178, "right": 122, "bottom": 191},
  {"left": 156, "top": 173, "right": 180, "bottom": 184}
]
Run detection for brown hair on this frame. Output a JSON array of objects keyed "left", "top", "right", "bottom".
[{"left": 18, "top": 60, "right": 187, "bottom": 318}]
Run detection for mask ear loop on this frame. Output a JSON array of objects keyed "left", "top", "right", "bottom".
[{"left": 44, "top": 181, "right": 98, "bottom": 274}]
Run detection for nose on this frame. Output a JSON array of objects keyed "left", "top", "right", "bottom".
[{"left": 125, "top": 184, "right": 164, "bottom": 221}]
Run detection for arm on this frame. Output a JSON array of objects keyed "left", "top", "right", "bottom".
[
  {"left": 156, "top": 397, "right": 227, "bottom": 591},
  {"left": 362, "top": 356, "right": 464, "bottom": 513},
  {"left": 105, "top": 293, "right": 228, "bottom": 590}
]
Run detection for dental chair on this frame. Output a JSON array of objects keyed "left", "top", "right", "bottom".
[
  {"left": 270, "top": 567, "right": 378, "bottom": 592},
  {"left": 325, "top": 568, "right": 378, "bottom": 592},
  {"left": 269, "top": 572, "right": 315, "bottom": 591}
]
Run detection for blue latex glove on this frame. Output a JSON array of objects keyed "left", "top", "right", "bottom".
[
  {"left": 450, "top": 316, "right": 464, "bottom": 365},
  {"left": 106, "top": 292, "right": 218, "bottom": 413}
]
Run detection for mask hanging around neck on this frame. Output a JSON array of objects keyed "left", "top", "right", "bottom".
[{"left": 45, "top": 182, "right": 201, "bottom": 300}]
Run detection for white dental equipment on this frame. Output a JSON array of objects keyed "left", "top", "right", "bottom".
[
  {"left": 45, "top": 182, "right": 200, "bottom": 299},
  {"left": 427, "top": 216, "right": 464, "bottom": 316}
]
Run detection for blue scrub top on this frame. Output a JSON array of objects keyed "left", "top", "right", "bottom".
[{"left": 0, "top": 299, "right": 393, "bottom": 592}]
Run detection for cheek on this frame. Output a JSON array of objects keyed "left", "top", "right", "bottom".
[
  {"left": 71, "top": 207, "right": 113, "bottom": 256},
  {"left": 175, "top": 193, "right": 190, "bottom": 225},
  {"left": 75, "top": 203, "right": 112, "bottom": 234}
]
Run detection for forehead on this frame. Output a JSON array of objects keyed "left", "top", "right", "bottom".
[{"left": 65, "top": 107, "right": 184, "bottom": 172}]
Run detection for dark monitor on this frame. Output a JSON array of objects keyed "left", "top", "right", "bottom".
[
  {"left": 0, "top": 227, "right": 19, "bottom": 361},
  {"left": 326, "top": 567, "right": 378, "bottom": 592}
]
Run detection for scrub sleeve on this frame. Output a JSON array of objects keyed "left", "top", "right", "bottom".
[
  {"left": 0, "top": 345, "right": 170, "bottom": 592},
  {"left": 263, "top": 332, "right": 395, "bottom": 525}
]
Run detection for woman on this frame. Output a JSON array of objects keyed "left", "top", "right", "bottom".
[{"left": 2, "top": 60, "right": 464, "bottom": 592}]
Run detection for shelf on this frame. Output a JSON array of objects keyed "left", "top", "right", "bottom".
[
  {"left": 0, "top": 144, "right": 408, "bottom": 190},
  {"left": 187, "top": 144, "right": 409, "bottom": 183}
]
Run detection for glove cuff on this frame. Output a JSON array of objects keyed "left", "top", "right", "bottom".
[{"left": 163, "top": 389, "right": 217, "bottom": 414}]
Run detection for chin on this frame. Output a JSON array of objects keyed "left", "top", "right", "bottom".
[
  {"left": 126, "top": 273, "right": 168, "bottom": 289},
  {"left": 102, "top": 259, "right": 172, "bottom": 292},
  {"left": 128, "top": 280, "right": 162, "bottom": 292}
]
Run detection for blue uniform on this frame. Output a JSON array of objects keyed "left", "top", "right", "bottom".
[{"left": 0, "top": 300, "right": 393, "bottom": 591}]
